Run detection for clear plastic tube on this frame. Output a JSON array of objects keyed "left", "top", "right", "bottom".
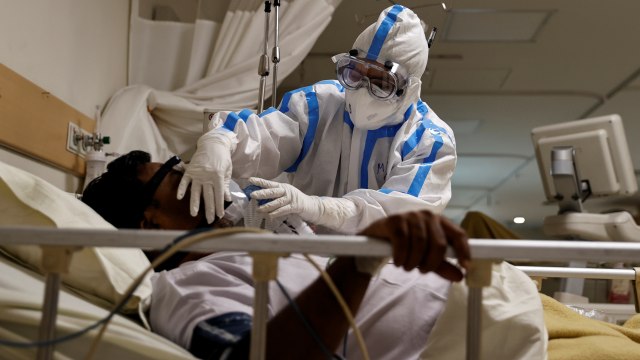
[
  {"left": 243, "top": 185, "right": 266, "bottom": 229},
  {"left": 245, "top": 198, "right": 264, "bottom": 229},
  {"left": 241, "top": 184, "right": 313, "bottom": 233},
  {"left": 264, "top": 216, "right": 279, "bottom": 232}
]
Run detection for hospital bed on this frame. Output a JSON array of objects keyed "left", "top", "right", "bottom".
[
  {"left": 2, "top": 227, "right": 640, "bottom": 359},
  {"left": 0, "top": 158, "right": 640, "bottom": 359}
]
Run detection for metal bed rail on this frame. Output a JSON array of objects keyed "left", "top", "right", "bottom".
[
  {"left": 2, "top": 227, "right": 640, "bottom": 360},
  {"left": 518, "top": 266, "right": 636, "bottom": 280}
]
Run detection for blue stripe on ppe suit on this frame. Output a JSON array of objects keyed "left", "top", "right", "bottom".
[
  {"left": 282, "top": 81, "right": 344, "bottom": 172},
  {"left": 359, "top": 106, "right": 413, "bottom": 189},
  {"left": 366, "top": 5, "right": 405, "bottom": 60},
  {"left": 405, "top": 101, "right": 446, "bottom": 197},
  {"left": 284, "top": 89, "right": 320, "bottom": 173}
]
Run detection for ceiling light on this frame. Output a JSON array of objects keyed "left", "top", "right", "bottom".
[{"left": 513, "top": 217, "right": 525, "bottom": 224}]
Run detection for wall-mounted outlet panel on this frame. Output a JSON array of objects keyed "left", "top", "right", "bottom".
[
  {"left": 66, "top": 122, "right": 92, "bottom": 157},
  {"left": 67, "top": 122, "right": 81, "bottom": 155}
]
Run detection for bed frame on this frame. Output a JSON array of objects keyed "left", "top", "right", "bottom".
[{"left": 1, "top": 227, "right": 639, "bottom": 360}]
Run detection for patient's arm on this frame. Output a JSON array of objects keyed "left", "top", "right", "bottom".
[
  {"left": 265, "top": 210, "right": 470, "bottom": 359},
  {"left": 265, "top": 256, "right": 372, "bottom": 359},
  {"left": 192, "top": 210, "right": 470, "bottom": 359},
  {"left": 188, "top": 256, "right": 371, "bottom": 360}
]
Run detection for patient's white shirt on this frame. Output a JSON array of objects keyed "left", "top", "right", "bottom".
[{"left": 150, "top": 252, "right": 450, "bottom": 360}]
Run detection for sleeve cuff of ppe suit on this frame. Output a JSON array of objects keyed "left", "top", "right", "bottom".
[
  {"left": 200, "top": 129, "right": 238, "bottom": 152},
  {"left": 312, "top": 197, "right": 359, "bottom": 230}
]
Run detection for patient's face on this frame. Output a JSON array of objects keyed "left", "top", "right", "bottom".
[{"left": 137, "top": 163, "right": 206, "bottom": 230}]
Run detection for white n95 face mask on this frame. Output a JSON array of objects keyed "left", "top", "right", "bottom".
[{"left": 345, "top": 77, "right": 421, "bottom": 130}]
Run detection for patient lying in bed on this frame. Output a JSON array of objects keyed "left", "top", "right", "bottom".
[{"left": 81, "top": 151, "right": 547, "bottom": 360}]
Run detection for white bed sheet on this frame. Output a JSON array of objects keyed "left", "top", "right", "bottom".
[{"left": 0, "top": 254, "right": 195, "bottom": 360}]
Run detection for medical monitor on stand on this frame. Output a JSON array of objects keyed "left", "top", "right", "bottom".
[
  {"left": 532, "top": 114, "right": 639, "bottom": 297},
  {"left": 531, "top": 114, "right": 639, "bottom": 242}
]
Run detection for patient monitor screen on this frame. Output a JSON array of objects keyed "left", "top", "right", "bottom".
[{"left": 531, "top": 114, "right": 637, "bottom": 202}]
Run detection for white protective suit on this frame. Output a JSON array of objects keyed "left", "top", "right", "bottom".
[{"left": 188, "top": 5, "right": 456, "bottom": 234}]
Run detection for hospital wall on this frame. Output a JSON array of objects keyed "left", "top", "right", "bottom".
[{"left": 0, "top": 0, "right": 130, "bottom": 192}]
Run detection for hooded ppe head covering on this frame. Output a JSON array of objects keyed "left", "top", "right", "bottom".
[{"left": 346, "top": 5, "right": 429, "bottom": 130}]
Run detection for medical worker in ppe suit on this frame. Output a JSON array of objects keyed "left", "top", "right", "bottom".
[{"left": 178, "top": 4, "right": 456, "bottom": 234}]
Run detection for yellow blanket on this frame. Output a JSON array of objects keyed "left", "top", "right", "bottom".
[
  {"left": 542, "top": 293, "right": 640, "bottom": 359},
  {"left": 461, "top": 211, "right": 521, "bottom": 239}
]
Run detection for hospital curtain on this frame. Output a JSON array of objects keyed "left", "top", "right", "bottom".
[{"left": 101, "top": 0, "right": 342, "bottom": 162}]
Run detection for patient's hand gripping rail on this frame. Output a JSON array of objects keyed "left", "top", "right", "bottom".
[{"left": 3, "top": 229, "right": 640, "bottom": 360}]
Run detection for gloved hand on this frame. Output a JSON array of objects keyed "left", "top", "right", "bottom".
[
  {"left": 177, "top": 132, "right": 236, "bottom": 224},
  {"left": 248, "top": 177, "right": 358, "bottom": 228}
]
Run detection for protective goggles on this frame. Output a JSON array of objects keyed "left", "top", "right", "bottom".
[{"left": 332, "top": 49, "right": 408, "bottom": 100}]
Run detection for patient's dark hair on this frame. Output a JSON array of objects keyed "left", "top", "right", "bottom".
[{"left": 82, "top": 150, "right": 151, "bottom": 229}]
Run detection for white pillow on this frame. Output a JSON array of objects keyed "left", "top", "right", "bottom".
[
  {"left": 0, "top": 160, "right": 152, "bottom": 313},
  {"left": 420, "top": 262, "right": 548, "bottom": 360}
]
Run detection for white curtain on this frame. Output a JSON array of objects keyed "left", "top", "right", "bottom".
[{"left": 101, "top": 0, "right": 342, "bottom": 161}]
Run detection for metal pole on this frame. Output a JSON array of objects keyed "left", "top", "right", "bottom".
[
  {"left": 466, "top": 287, "right": 482, "bottom": 360},
  {"left": 36, "top": 273, "right": 61, "bottom": 360},
  {"left": 5, "top": 231, "right": 640, "bottom": 263},
  {"left": 465, "top": 260, "right": 492, "bottom": 360},
  {"left": 251, "top": 281, "right": 269, "bottom": 360},
  {"left": 270, "top": 0, "right": 281, "bottom": 108},
  {"left": 518, "top": 266, "right": 636, "bottom": 280},
  {"left": 257, "top": 1, "right": 271, "bottom": 113},
  {"left": 249, "top": 253, "right": 280, "bottom": 360}
]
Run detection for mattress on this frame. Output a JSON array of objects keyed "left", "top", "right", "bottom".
[{"left": 0, "top": 253, "right": 195, "bottom": 360}]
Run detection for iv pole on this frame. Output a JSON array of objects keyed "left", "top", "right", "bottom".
[
  {"left": 271, "top": 0, "right": 281, "bottom": 108},
  {"left": 257, "top": 1, "right": 271, "bottom": 113}
]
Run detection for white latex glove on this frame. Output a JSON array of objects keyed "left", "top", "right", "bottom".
[
  {"left": 177, "top": 133, "right": 236, "bottom": 224},
  {"left": 248, "top": 177, "right": 358, "bottom": 228}
]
